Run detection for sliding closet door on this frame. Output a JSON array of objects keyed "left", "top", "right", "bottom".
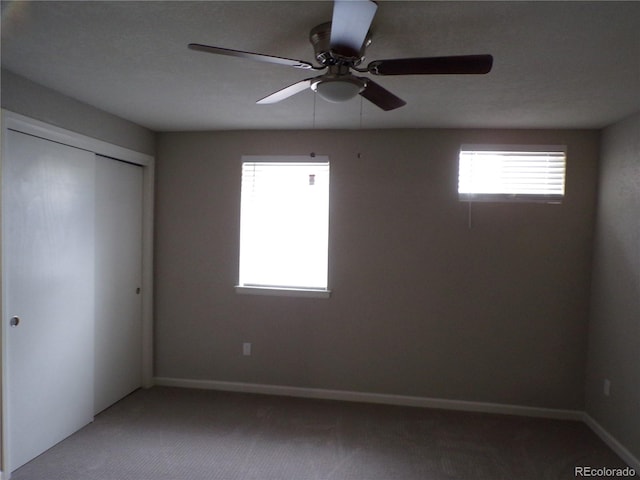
[
  {"left": 4, "top": 129, "right": 95, "bottom": 472},
  {"left": 94, "top": 155, "right": 143, "bottom": 414}
]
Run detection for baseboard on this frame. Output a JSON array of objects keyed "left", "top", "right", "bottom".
[
  {"left": 154, "top": 376, "right": 582, "bottom": 421},
  {"left": 582, "top": 413, "right": 640, "bottom": 473}
]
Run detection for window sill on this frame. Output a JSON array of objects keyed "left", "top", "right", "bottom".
[{"left": 235, "top": 285, "right": 331, "bottom": 299}]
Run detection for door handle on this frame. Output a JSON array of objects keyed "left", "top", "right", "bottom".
[{"left": 10, "top": 316, "right": 20, "bottom": 327}]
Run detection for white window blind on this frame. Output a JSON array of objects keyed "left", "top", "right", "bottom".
[
  {"left": 238, "top": 158, "right": 330, "bottom": 293},
  {"left": 458, "top": 145, "right": 566, "bottom": 203}
]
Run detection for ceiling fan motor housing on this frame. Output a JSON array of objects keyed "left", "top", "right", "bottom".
[{"left": 309, "top": 22, "right": 371, "bottom": 67}]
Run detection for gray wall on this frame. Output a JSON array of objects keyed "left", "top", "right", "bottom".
[
  {"left": 586, "top": 112, "right": 640, "bottom": 459},
  {"left": 1, "top": 69, "right": 155, "bottom": 156},
  {"left": 155, "top": 128, "right": 599, "bottom": 410}
]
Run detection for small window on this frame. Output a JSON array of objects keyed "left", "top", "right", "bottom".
[
  {"left": 237, "top": 157, "right": 330, "bottom": 297},
  {"left": 458, "top": 145, "right": 566, "bottom": 203}
]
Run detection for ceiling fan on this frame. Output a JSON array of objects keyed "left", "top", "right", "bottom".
[{"left": 188, "top": 0, "right": 493, "bottom": 111}]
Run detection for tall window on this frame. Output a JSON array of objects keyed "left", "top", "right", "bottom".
[
  {"left": 237, "top": 157, "right": 330, "bottom": 296},
  {"left": 458, "top": 145, "right": 566, "bottom": 203}
]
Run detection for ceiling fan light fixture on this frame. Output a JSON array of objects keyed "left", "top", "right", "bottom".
[{"left": 311, "top": 76, "right": 365, "bottom": 103}]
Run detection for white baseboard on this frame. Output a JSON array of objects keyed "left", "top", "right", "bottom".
[
  {"left": 582, "top": 413, "right": 640, "bottom": 473},
  {"left": 154, "top": 376, "right": 582, "bottom": 421}
]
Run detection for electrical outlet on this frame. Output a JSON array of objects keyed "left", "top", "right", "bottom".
[
  {"left": 242, "top": 342, "right": 251, "bottom": 356},
  {"left": 603, "top": 379, "right": 611, "bottom": 397}
]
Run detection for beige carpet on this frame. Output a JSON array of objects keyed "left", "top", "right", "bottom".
[{"left": 11, "top": 386, "right": 636, "bottom": 480}]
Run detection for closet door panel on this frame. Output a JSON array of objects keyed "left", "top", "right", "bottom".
[
  {"left": 94, "top": 155, "right": 143, "bottom": 414},
  {"left": 4, "top": 129, "right": 95, "bottom": 472}
]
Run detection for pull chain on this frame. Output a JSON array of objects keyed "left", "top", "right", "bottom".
[{"left": 312, "top": 93, "right": 317, "bottom": 129}]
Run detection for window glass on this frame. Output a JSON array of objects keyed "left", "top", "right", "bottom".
[
  {"left": 458, "top": 145, "right": 566, "bottom": 203},
  {"left": 238, "top": 158, "right": 330, "bottom": 291}
]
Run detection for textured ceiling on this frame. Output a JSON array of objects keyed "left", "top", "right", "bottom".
[{"left": 1, "top": 1, "right": 639, "bottom": 131}]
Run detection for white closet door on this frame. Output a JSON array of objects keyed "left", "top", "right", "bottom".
[
  {"left": 4, "top": 129, "right": 95, "bottom": 472},
  {"left": 94, "top": 155, "right": 143, "bottom": 414}
]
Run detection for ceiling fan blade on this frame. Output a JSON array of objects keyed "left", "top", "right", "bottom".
[
  {"left": 188, "top": 43, "right": 321, "bottom": 70},
  {"left": 359, "top": 78, "right": 406, "bottom": 111},
  {"left": 256, "top": 79, "right": 315, "bottom": 104},
  {"left": 367, "top": 55, "right": 494, "bottom": 75},
  {"left": 330, "top": 0, "right": 378, "bottom": 57}
]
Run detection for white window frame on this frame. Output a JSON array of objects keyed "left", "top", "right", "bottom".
[
  {"left": 235, "top": 156, "right": 331, "bottom": 299},
  {"left": 458, "top": 144, "right": 567, "bottom": 204}
]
